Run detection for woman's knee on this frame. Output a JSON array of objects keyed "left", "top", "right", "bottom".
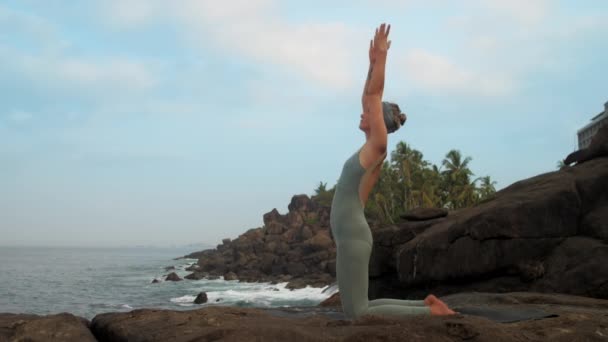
[{"left": 344, "top": 302, "right": 369, "bottom": 320}]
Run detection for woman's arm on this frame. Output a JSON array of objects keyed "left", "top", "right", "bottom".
[
  {"left": 362, "top": 23, "right": 391, "bottom": 151},
  {"left": 363, "top": 26, "right": 390, "bottom": 98}
]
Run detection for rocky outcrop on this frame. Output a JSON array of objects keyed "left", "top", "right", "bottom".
[
  {"left": 185, "top": 194, "right": 336, "bottom": 289},
  {"left": 165, "top": 272, "right": 182, "bottom": 282},
  {"left": 0, "top": 313, "right": 96, "bottom": 342},
  {"left": 369, "top": 157, "right": 608, "bottom": 300},
  {"left": 86, "top": 292, "right": 608, "bottom": 342},
  {"left": 400, "top": 207, "right": 448, "bottom": 221},
  {"left": 4, "top": 292, "right": 608, "bottom": 341}
]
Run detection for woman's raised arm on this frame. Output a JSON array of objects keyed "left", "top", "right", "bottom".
[{"left": 362, "top": 23, "right": 391, "bottom": 152}]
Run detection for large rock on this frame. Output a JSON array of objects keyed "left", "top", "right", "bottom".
[
  {"left": 184, "top": 272, "right": 206, "bottom": 280},
  {"left": 369, "top": 157, "right": 608, "bottom": 300},
  {"left": 194, "top": 292, "right": 208, "bottom": 304},
  {"left": 89, "top": 292, "right": 608, "bottom": 342},
  {"left": 0, "top": 313, "right": 96, "bottom": 342},
  {"left": 400, "top": 207, "right": 448, "bottom": 221},
  {"left": 223, "top": 272, "right": 237, "bottom": 281},
  {"left": 303, "top": 231, "right": 334, "bottom": 252},
  {"left": 184, "top": 194, "right": 336, "bottom": 287},
  {"left": 165, "top": 272, "right": 182, "bottom": 282}
]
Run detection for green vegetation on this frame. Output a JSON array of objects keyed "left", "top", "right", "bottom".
[
  {"left": 313, "top": 181, "right": 335, "bottom": 208},
  {"left": 313, "top": 141, "right": 497, "bottom": 224}
]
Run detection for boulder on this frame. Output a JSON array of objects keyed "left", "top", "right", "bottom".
[
  {"left": 299, "top": 226, "right": 313, "bottom": 241},
  {"left": 304, "top": 231, "right": 334, "bottom": 252},
  {"left": 286, "top": 263, "right": 307, "bottom": 277},
  {"left": 185, "top": 272, "right": 206, "bottom": 280},
  {"left": 194, "top": 292, "right": 208, "bottom": 304},
  {"left": 369, "top": 157, "right": 608, "bottom": 300},
  {"left": 185, "top": 264, "right": 200, "bottom": 272},
  {"left": 180, "top": 194, "right": 337, "bottom": 286},
  {"left": 0, "top": 313, "right": 96, "bottom": 342},
  {"left": 165, "top": 272, "right": 182, "bottom": 282},
  {"left": 223, "top": 272, "right": 237, "bottom": 281},
  {"left": 266, "top": 222, "right": 287, "bottom": 235},
  {"left": 263, "top": 208, "right": 283, "bottom": 226},
  {"left": 400, "top": 207, "right": 448, "bottom": 221},
  {"left": 286, "top": 211, "right": 304, "bottom": 230},
  {"left": 89, "top": 293, "right": 608, "bottom": 342},
  {"left": 287, "top": 194, "right": 313, "bottom": 212}
]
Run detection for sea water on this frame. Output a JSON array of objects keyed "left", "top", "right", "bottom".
[{"left": 0, "top": 246, "right": 336, "bottom": 319}]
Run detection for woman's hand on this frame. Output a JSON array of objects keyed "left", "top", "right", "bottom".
[{"left": 369, "top": 23, "right": 391, "bottom": 63}]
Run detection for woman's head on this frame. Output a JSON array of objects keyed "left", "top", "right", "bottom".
[
  {"left": 382, "top": 101, "right": 406, "bottom": 134},
  {"left": 359, "top": 101, "right": 407, "bottom": 134}
]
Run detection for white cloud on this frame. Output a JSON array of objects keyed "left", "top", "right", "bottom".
[
  {"left": 173, "top": 1, "right": 361, "bottom": 90},
  {"left": 401, "top": 48, "right": 513, "bottom": 97},
  {"left": 98, "top": 0, "right": 363, "bottom": 90},
  {"left": 57, "top": 58, "right": 157, "bottom": 89},
  {"left": 8, "top": 110, "right": 33, "bottom": 124},
  {"left": 478, "top": 0, "right": 549, "bottom": 26},
  {"left": 0, "top": 3, "right": 69, "bottom": 53},
  {"left": 100, "top": 0, "right": 163, "bottom": 28},
  {"left": 0, "top": 3, "right": 157, "bottom": 96},
  {"left": 0, "top": 48, "right": 157, "bottom": 93}
]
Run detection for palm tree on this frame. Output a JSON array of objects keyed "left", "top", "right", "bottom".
[
  {"left": 313, "top": 181, "right": 334, "bottom": 207},
  {"left": 441, "top": 150, "right": 474, "bottom": 209},
  {"left": 475, "top": 176, "right": 497, "bottom": 202},
  {"left": 390, "top": 142, "right": 430, "bottom": 211}
]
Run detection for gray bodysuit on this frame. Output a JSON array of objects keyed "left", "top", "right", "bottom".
[{"left": 330, "top": 147, "right": 431, "bottom": 319}]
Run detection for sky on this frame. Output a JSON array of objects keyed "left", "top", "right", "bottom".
[{"left": 1, "top": 0, "right": 607, "bottom": 248}]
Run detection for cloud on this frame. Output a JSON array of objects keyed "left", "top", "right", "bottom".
[
  {"left": 0, "top": 3, "right": 157, "bottom": 98},
  {"left": 401, "top": 48, "right": 513, "bottom": 97},
  {"left": 175, "top": 0, "right": 361, "bottom": 90},
  {"left": 7, "top": 110, "right": 33, "bottom": 124},
  {"left": 99, "top": 0, "right": 163, "bottom": 29},
  {"left": 1, "top": 49, "right": 157, "bottom": 95},
  {"left": 98, "top": 0, "right": 363, "bottom": 90},
  {"left": 0, "top": 4, "right": 67, "bottom": 51},
  {"left": 55, "top": 58, "right": 156, "bottom": 89},
  {"left": 477, "top": 0, "right": 549, "bottom": 26}
]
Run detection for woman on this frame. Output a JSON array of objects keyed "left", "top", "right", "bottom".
[{"left": 329, "top": 23, "right": 456, "bottom": 319}]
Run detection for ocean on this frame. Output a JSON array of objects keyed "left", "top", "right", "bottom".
[{"left": 0, "top": 246, "right": 336, "bottom": 320}]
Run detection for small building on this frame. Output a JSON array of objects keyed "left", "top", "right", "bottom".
[{"left": 577, "top": 101, "right": 608, "bottom": 149}]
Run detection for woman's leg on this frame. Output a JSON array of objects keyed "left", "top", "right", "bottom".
[
  {"left": 368, "top": 298, "right": 426, "bottom": 307},
  {"left": 336, "top": 239, "right": 372, "bottom": 319},
  {"left": 337, "top": 239, "right": 431, "bottom": 319}
]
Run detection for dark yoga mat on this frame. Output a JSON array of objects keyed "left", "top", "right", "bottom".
[{"left": 454, "top": 306, "right": 559, "bottom": 323}]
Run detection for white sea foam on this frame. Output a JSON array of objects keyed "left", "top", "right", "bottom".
[
  {"left": 170, "top": 295, "right": 197, "bottom": 306},
  {"left": 169, "top": 280, "right": 336, "bottom": 307},
  {"left": 121, "top": 304, "right": 133, "bottom": 309}
]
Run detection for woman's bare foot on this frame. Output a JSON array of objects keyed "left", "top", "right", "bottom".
[
  {"left": 429, "top": 301, "right": 456, "bottom": 315},
  {"left": 425, "top": 294, "right": 456, "bottom": 316},
  {"left": 424, "top": 294, "right": 438, "bottom": 306}
]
